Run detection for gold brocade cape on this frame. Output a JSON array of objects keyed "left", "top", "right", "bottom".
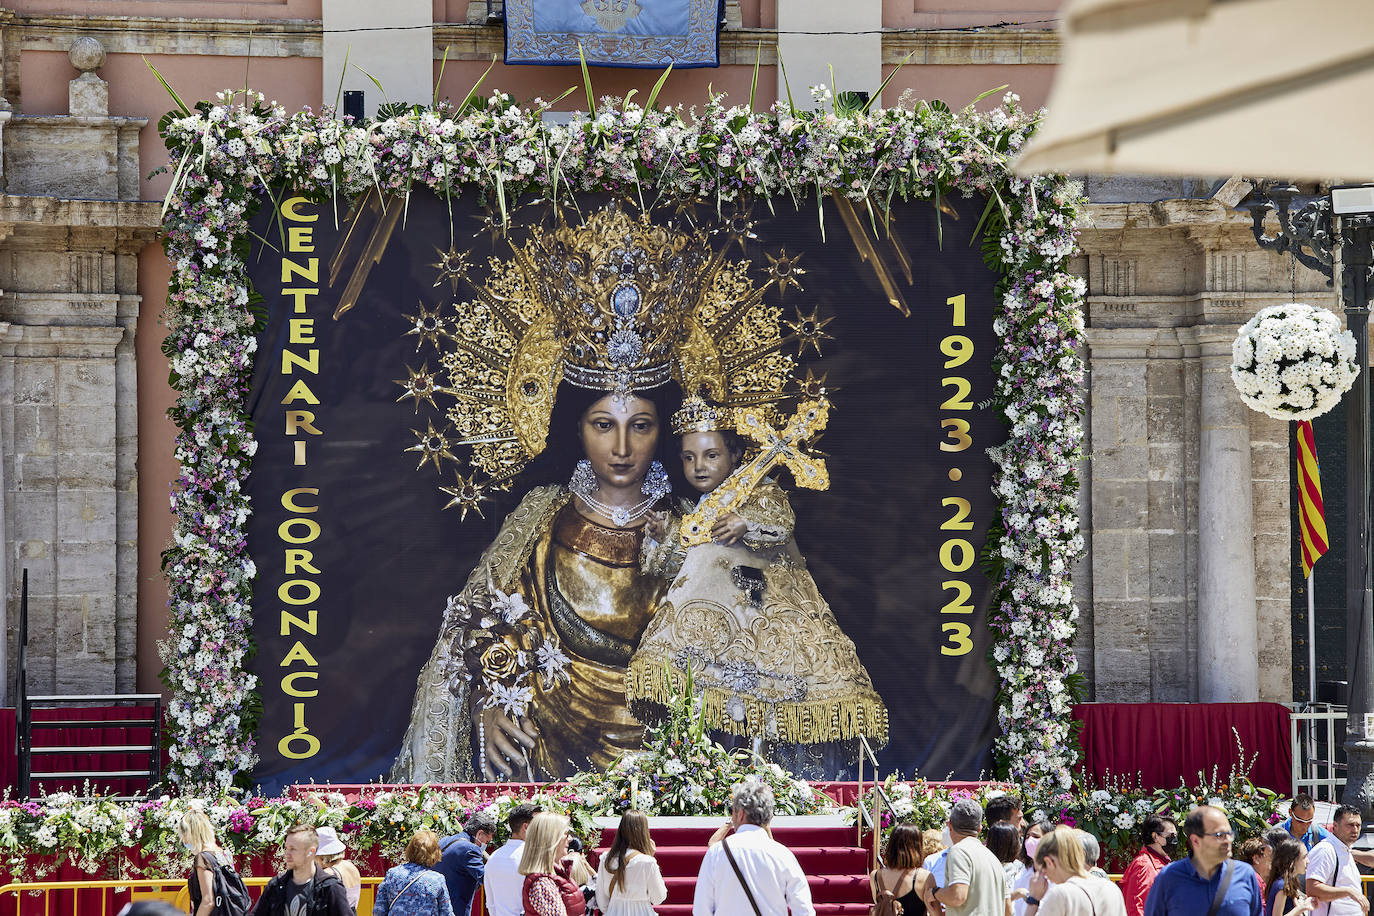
[
  {"left": 391, "top": 486, "right": 668, "bottom": 782},
  {"left": 626, "top": 481, "right": 889, "bottom": 747}
]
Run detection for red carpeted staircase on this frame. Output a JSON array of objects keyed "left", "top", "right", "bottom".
[{"left": 595, "top": 822, "right": 874, "bottom": 915}]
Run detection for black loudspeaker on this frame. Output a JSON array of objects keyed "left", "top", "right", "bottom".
[
  {"left": 1319, "top": 680, "right": 1350, "bottom": 705},
  {"left": 343, "top": 91, "right": 364, "bottom": 122}
]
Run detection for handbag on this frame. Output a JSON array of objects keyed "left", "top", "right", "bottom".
[
  {"left": 869, "top": 869, "right": 907, "bottom": 916},
  {"left": 721, "top": 837, "right": 764, "bottom": 916}
]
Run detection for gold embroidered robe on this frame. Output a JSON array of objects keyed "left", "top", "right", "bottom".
[
  {"left": 626, "top": 480, "right": 889, "bottom": 747},
  {"left": 391, "top": 486, "right": 667, "bottom": 782}
]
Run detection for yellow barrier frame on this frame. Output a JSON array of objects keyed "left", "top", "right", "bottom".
[{"left": 0, "top": 876, "right": 385, "bottom": 916}]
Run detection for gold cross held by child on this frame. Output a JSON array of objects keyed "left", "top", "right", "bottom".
[{"left": 678, "top": 398, "right": 831, "bottom": 546}]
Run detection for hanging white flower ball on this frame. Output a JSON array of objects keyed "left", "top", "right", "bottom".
[{"left": 1231, "top": 302, "right": 1359, "bottom": 420}]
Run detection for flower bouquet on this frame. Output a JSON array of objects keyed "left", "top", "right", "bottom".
[
  {"left": 1231, "top": 302, "right": 1359, "bottom": 420},
  {"left": 569, "top": 665, "right": 827, "bottom": 817}
]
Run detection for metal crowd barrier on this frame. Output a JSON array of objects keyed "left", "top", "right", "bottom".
[{"left": 0, "top": 876, "right": 384, "bottom": 916}]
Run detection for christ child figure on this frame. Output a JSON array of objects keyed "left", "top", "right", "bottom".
[{"left": 625, "top": 396, "right": 888, "bottom": 756}]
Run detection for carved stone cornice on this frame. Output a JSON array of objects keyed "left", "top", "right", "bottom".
[
  {"left": 12, "top": 13, "right": 1054, "bottom": 69},
  {"left": 15, "top": 15, "right": 322, "bottom": 58},
  {"left": 881, "top": 29, "right": 1058, "bottom": 65},
  {"left": 0, "top": 322, "right": 124, "bottom": 358},
  {"left": 0, "top": 196, "right": 160, "bottom": 235}
]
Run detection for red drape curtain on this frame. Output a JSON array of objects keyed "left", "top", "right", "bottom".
[
  {"left": 1072, "top": 702, "right": 1292, "bottom": 793},
  {"left": 0, "top": 706, "right": 162, "bottom": 796}
]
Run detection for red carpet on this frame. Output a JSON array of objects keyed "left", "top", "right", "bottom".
[{"left": 595, "top": 824, "right": 873, "bottom": 915}]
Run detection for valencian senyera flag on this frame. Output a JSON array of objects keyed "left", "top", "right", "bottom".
[
  {"left": 504, "top": 0, "right": 722, "bottom": 68},
  {"left": 1297, "top": 419, "right": 1329, "bottom": 579}
]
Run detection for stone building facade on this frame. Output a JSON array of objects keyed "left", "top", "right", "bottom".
[
  {"left": 0, "top": 38, "right": 159, "bottom": 698},
  {"left": 0, "top": 1, "right": 1319, "bottom": 709},
  {"left": 1074, "top": 189, "right": 1329, "bottom": 705}
]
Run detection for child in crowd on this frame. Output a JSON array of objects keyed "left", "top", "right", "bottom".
[{"left": 627, "top": 396, "right": 887, "bottom": 768}]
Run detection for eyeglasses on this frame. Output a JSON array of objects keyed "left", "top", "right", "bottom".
[
  {"left": 1205, "top": 830, "right": 1235, "bottom": 840},
  {"left": 1290, "top": 814, "right": 1313, "bottom": 824}
]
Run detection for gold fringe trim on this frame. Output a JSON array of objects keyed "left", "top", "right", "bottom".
[{"left": 625, "top": 658, "right": 889, "bottom": 747}]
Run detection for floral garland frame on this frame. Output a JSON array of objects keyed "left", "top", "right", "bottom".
[{"left": 157, "top": 86, "right": 1086, "bottom": 791}]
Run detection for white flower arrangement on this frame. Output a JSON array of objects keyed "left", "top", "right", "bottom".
[
  {"left": 157, "top": 85, "right": 1084, "bottom": 790},
  {"left": 1231, "top": 302, "right": 1359, "bottom": 420}
]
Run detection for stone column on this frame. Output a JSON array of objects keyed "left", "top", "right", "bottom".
[
  {"left": 1192, "top": 326, "right": 1261, "bottom": 701},
  {"left": 0, "top": 321, "right": 126, "bottom": 694},
  {"left": 1083, "top": 327, "right": 1155, "bottom": 700}
]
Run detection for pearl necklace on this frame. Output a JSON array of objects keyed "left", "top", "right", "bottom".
[{"left": 574, "top": 491, "right": 656, "bottom": 528}]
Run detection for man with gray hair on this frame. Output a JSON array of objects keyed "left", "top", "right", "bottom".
[
  {"left": 693, "top": 779, "right": 815, "bottom": 916},
  {"left": 933, "top": 798, "right": 1007, "bottom": 916},
  {"left": 435, "top": 808, "right": 496, "bottom": 916}
]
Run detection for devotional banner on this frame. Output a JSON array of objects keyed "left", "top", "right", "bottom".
[{"left": 244, "top": 189, "right": 1004, "bottom": 793}]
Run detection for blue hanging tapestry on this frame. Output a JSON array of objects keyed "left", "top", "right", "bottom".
[{"left": 504, "top": 0, "right": 720, "bottom": 68}]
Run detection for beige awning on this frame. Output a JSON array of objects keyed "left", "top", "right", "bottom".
[{"left": 1013, "top": 0, "right": 1374, "bottom": 180}]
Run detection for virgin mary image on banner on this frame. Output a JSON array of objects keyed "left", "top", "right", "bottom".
[{"left": 389, "top": 201, "right": 888, "bottom": 782}]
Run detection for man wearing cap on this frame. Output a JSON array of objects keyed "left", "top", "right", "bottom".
[
  {"left": 932, "top": 799, "right": 1006, "bottom": 916},
  {"left": 435, "top": 811, "right": 496, "bottom": 916}
]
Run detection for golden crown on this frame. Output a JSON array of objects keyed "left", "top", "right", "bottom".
[
  {"left": 671, "top": 396, "right": 736, "bottom": 436},
  {"left": 517, "top": 205, "right": 711, "bottom": 397},
  {"left": 397, "top": 201, "right": 820, "bottom": 521}
]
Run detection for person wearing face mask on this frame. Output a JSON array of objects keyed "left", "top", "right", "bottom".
[
  {"left": 1121, "top": 814, "right": 1177, "bottom": 916},
  {"left": 1012, "top": 823, "right": 1054, "bottom": 916},
  {"left": 179, "top": 809, "right": 244, "bottom": 916}
]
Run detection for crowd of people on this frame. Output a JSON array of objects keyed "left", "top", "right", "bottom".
[
  {"left": 166, "top": 786, "right": 1374, "bottom": 916},
  {"left": 855, "top": 789, "right": 1374, "bottom": 916}
]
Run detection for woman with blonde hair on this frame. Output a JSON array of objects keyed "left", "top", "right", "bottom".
[
  {"left": 314, "top": 826, "right": 362, "bottom": 913},
  {"left": 1027, "top": 826, "right": 1126, "bottom": 916},
  {"left": 373, "top": 829, "right": 455, "bottom": 916},
  {"left": 519, "top": 813, "right": 585, "bottom": 916},
  {"left": 178, "top": 809, "right": 233, "bottom": 916},
  {"left": 595, "top": 811, "right": 667, "bottom": 915}
]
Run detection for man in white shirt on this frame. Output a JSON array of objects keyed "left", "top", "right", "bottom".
[
  {"left": 483, "top": 802, "right": 542, "bottom": 916},
  {"left": 693, "top": 779, "right": 815, "bottom": 916},
  {"left": 1306, "top": 804, "right": 1371, "bottom": 916}
]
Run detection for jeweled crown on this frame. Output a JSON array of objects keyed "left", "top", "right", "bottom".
[
  {"left": 521, "top": 205, "right": 711, "bottom": 395},
  {"left": 672, "top": 396, "right": 736, "bottom": 436}
]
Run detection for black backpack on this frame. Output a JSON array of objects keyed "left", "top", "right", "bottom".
[{"left": 203, "top": 851, "right": 252, "bottom": 916}]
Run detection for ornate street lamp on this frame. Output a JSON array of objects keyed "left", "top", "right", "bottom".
[{"left": 1250, "top": 181, "right": 1374, "bottom": 817}]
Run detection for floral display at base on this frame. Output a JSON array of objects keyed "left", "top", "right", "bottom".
[
  {"left": 567, "top": 667, "right": 826, "bottom": 817},
  {"left": 854, "top": 746, "right": 1280, "bottom": 868},
  {"left": 157, "top": 81, "right": 1084, "bottom": 790},
  {"left": 0, "top": 787, "right": 588, "bottom": 881},
  {"left": 1231, "top": 301, "right": 1359, "bottom": 420}
]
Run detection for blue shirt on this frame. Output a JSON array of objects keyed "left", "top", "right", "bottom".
[
  {"left": 432, "top": 832, "right": 485, "bottom": 916},
  {"left": 374, "top": 862, "right": 455, "bottom": 916},
  {"left": 1144, "top": 857, "right": 1262, "bottom": 916},
  {"left": 1279, "top": 817, "right": 1332, "bottom": 851},
  {"left": 923, "top": 849, "right": 948, "bottom": 887}
]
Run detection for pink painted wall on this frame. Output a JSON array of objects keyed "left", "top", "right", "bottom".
[
  {"left": 885, "top": 0, "right": 1061, "bottom": 29},
  {"left": 880, "top": 62, "right": 1056, "bottom": 111},
  {"left": 6, "top": 6, "right": 1061, "bottom": 693}
]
